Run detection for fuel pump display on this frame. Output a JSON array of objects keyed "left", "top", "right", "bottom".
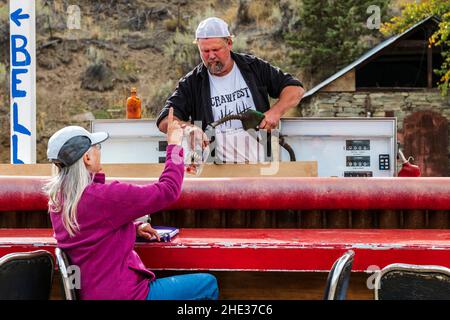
[{"left": 279, "top": 118, "right": 397, "bottom": 177}]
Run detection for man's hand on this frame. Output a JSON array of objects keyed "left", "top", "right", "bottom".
[
  {"left": 258, "top": 86, "right": 304, "bottom": 131},
  {"left": 259, "top": 108, "right": 282, "bottom": 131},
  {"left": 137, "top": 223, "right": 160, "bottom": 241}
]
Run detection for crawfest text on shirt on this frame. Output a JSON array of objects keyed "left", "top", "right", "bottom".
[{"left": 208, "top": 62, "right": 264, "bottom": 163}]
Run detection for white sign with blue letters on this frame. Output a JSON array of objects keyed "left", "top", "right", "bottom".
[{"left": 9, "top": 0, "right": 36, "bottom": 163}]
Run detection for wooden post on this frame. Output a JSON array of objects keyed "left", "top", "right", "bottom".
[
  {"left": 427, "top": 43, "right": 433, "bottom": 88},
  {"left": 248, "top": 210, "right": 270, "bottom": 228},
  {"left": 151, "top": 210, "right": 165, "bottom": 226},
  {"left": 428, "top": 210, "right": 449, "bottom": 229},
  {"left": 198, "top": 209, "right": 223, "bottom": 228},
  {"left": 352, "top": 210, "right": 374, "bottom": 228},
  {"left": 26, "top": 211, "right": 46, "bottom": 228},
  {"left": 0, "top": 212, "right": 16, "bottom": 228},
  {"left": 178, "top": 209, "right": 197, "bottom": 228},
  {"left": 300, "top": 210, "right": 323, "bottom": 228},
  {"left": 403, "top": 209, "right": 426, "bottom": 228},
  {"left": 378, "top": 209, "right": 401, "bottom": 228},
  {"left": 227, "top": 210, "right": 247, "bottom": 228},
  {"left": 326, "top": 209, "right": 349, "bottom": 228},
  {"left": 276, "top": 210, "right": 298, "bottom": 228}
]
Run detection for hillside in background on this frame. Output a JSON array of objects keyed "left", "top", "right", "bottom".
[{"left": 0, "top": 0, "right": 408, "bottom": 163}]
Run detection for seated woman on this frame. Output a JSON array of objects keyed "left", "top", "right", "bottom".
[{"left": 44, "top": 108, "right": 218, "bottom": 300}]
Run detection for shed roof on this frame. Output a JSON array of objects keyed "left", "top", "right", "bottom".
[{"left": 303, "top": 15, "right": 441, "bottom": 99}]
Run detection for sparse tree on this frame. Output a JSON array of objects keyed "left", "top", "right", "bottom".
[{"left": 285, "top": 0, "right": 389, "bottom": 85}]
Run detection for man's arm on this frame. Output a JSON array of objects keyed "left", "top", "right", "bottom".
[
  {"left": 259, "top": 85, "right": 305, "bottom": 130},
  {"left": 156, "top": 76, "right": 192, "bottom": 133},
  {"left": 158, "top": 113, "right": 191, "bottom": 133}
]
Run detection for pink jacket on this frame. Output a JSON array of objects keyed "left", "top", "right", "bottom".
[{"left": 50, "top": 144, "right": 184, "bottom": 300}]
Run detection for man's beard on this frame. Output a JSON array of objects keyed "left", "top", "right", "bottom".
[{"left": 206, "top": 61, "right": 224, "bottom": 75}]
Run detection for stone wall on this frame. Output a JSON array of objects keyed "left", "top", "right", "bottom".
[{"left": 299, "top": 90, "right": 450, "bottom": 175}]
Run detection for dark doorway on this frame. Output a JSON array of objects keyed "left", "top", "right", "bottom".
[{"left": 403, "top": 111, "right": 449, "bottom": 176}]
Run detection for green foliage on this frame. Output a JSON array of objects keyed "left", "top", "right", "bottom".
[
  {"left": 116, "top": 60, "right": 138, "bottom": 81},
  {"left": 381, "top": 0, "right": 450, "bottom": 95},
  {"left": 92, "top": 109, "right": 112, "bottom": 119},
  {"left": 230, "top": 34, "right": 248, "bottom": 54},
  {"left": 86, "top": 46, "right": 104, "bottom": 65},
  {"left": 147, "top": 79, "right": 176, "bottom": 117},
  {"left": 163, "top": 8, "right": 214, "bottom": 77},
  {"left": 0, "top": 62, "right": 6, "bottom": 78},
  {"left": 0, "top": 62, "right": 7, "bottom": 106},
  {"left": 285, "top": 0, "right": 389, "bottom": 84},
  {"left": 0, "top": 3, "right": 8, "bottom": 21},
  {"left": 164, "top": 30, "right": 201, "bottom": 77}
]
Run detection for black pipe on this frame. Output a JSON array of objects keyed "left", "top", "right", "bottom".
[{"left": 279, "top": 135, "right": 296, "bottom": 162}]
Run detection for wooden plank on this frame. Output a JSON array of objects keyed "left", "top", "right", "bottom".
[
  {"left": 197, "top": 162, "right": 317, "bottom": 177},
  {"left": 427, "top": 43, "right": 433, "bottom": 88},
  {"left": 395, "top": 40, "right": 428, "bottom": 48},
  {"left": 0, "top": 162, "right": 318, "bottom": 178},
  {"left": 377, "top": 47, "right": 441, "bottom": 55},
  {"left": 0, "top": 164, "right": 54, "bottom": 176}
]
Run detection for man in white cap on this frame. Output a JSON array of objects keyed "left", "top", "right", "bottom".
[{"left": 157, "top": 17, "right": 304, "bottom": 163}]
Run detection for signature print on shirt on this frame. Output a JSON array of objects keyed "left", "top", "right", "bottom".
[{"left": 211, "top": 87, "right": 253, "bottom": 131}]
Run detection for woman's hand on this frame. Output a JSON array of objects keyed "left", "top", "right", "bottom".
[
  {"left": 167, "top": 107, "right": 185, "bottom": 145},
  {"left": 137, "top": 223, "right": 160, "bottom": 241}
]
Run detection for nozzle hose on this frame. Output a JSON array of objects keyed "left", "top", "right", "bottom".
[{"left": 209, "top": 114, "right": 246, "bottom": 128}]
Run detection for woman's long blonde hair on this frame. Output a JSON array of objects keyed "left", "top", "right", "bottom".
[{"left": 43, "top": 153, "right": 94, "bottom": 237}]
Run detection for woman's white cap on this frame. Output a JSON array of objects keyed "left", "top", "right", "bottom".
[{"left": 47, "top": 126, "right": 109, "bottom": 167}]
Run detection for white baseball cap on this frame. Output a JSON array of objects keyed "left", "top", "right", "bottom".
[
  {"left": 47, "top": 126, "right": 109, "bottom": 167},
  {"left": 195, "top": 17, "right": 234, "bottom": 41}
]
